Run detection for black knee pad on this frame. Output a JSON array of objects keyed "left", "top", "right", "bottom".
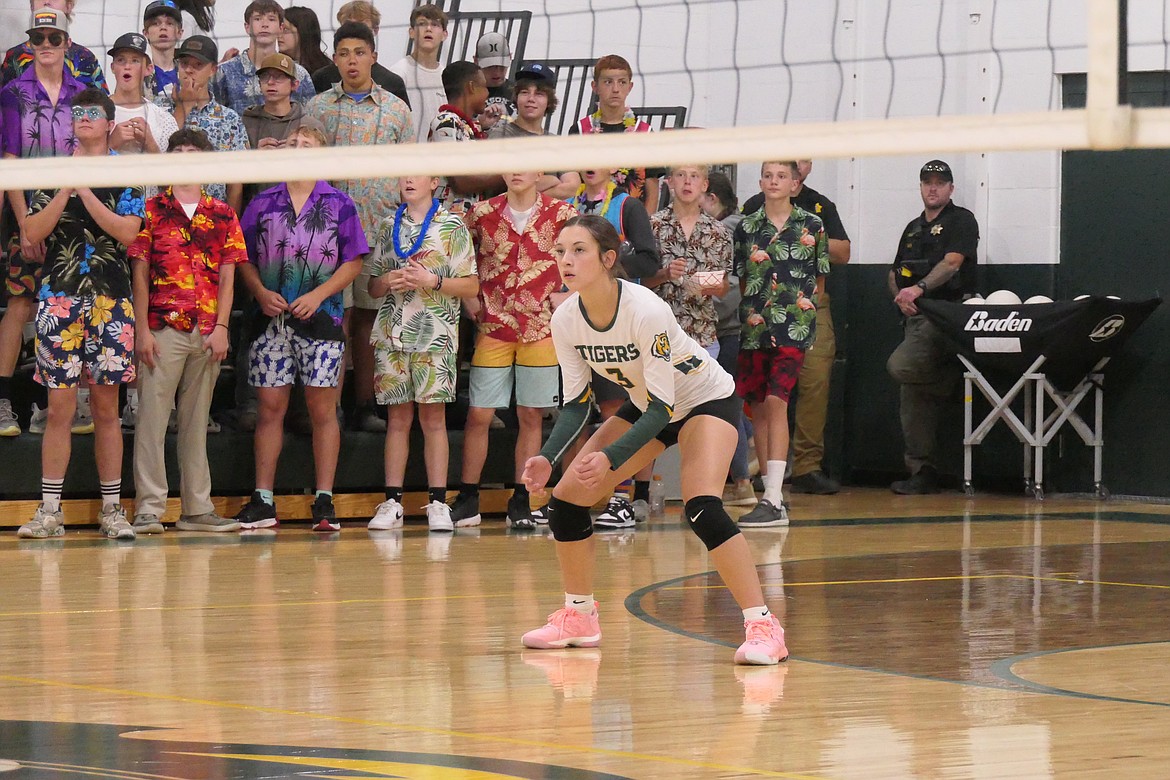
[
  {"left": 547, "top": 496, "right": 594, "bottom": 542},
  {"left": 684, "top": 495, "right": 741, "bottom": 550}
]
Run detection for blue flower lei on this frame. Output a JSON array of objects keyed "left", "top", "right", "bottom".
[{"left": 392, "top": 198, "right": 441, "bottom": 261}]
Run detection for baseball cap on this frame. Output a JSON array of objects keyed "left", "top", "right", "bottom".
[
  {"left": 475, "top": 31, "right": 511, "bottom": 69},
  {"left": 257, "top": 53, "right": 297, "bottom": 79},
  {"left": 28, "top": 9, "right": 68, "bottom": 35},
  {"left": 516, "top": 62, "right": 555, "bottom": 86},
  {"left": 109, "top": 32, "right": 150, "bottom": 59},
  {"left": 144, "top": 0, "right": 183, "bottom": 25},
  {"left": 920, "top": 159, "right": 954, "bottom": 183},
  {"left": 175, "top": 35, "right": 218, "bottom": 65}
]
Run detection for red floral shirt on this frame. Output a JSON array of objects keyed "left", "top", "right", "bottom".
[
  {"left": 464, "top": 193, "right": 576, "bottom": 343},
  {"left": 127, "top": 189, "right": 247, "bottom": 335}
]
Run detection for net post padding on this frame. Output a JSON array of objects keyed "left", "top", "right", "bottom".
[{"left": 9, "top": 107, "right": 1164, "bottom": 192}]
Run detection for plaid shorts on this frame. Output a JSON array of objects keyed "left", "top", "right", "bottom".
[
  {"left": 35, "top": 294, "right": 137, "bottom": 388},
  {"left": 735, "top": 346, "right": 805, "bottom": 404}
]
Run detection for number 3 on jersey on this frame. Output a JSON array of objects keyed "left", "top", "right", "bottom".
[{"left": 606, "top": 367, "right": 635, "bottom": 389}]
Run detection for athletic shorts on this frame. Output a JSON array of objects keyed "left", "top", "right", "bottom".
[
  {"left": 615, "top": 392, "right": 742, "bottom": 450},
  {"left": 469, "top": 334, "right": 559, "bottom": 409},
  {"left": 6, "top": 242, "right": 40, "bottom": 298},
  {"left": 591, "top": 368, "right": 627, "bottom": 404},
  {"left": 35, "top": 294, "right": 136, "bottom": 388},
  {"left": 736, "top": 346, "right": 805, "bottom": 404},
  {"left": 374, "top": 348, "right": 457, "bottom": 405},
  {"left": 248, "top": 318, "right": 344, "bottom": 388}
]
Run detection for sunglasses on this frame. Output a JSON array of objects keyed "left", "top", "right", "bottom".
[
  {"left": 71, "top": 106, "right": 107, "bottom": 122},
  {"left": 29, "top": 31, "right": 66, "bottom": 47}
]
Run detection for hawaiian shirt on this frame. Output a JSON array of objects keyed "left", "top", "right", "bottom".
[
  {"left": 239, "top": 181, "right": 370, "bottom": 340},
  {"left": 428, "top": 105, "right": 485, "bottom": 218},
  {"left": 650, "top": 208, "right": 733, "bottom": 347},
  {"left": 464, "top": 192, "right": 576, "bottom": 343},
  {"left": 0, "top": 66, "right": 85, "bottom": 158},
  {"left": 28, "top": 186, "right": 146, "bottom": 300},
  {"left": 0, "top": 41, "right": 107, "bottom": 92},
  {"left": 211, "top": 51, "right": 317, "bottom": 114},
  {"left": 368, "top": 207, "right": 476, "bottom": 353},
  {"left": 305, "top": 84, "right": 413, "bottom": 240},
  {"left": 570, "top": 110, "right": 664, "bottom": 203},
  {"left": 144, "top": 64, "right": 179, "bottom": 102},
  {"left": 128, "top": 188, "right": 247, "bottom": 335},
  {"left": 733, "top": 205, "right": 830, "bottom": 351},
  {"left": 157, "top": 94, "right": 249, "bottom": 202}
]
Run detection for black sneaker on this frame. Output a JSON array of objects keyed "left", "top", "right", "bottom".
[
  {"left": 891, "top": 466, "right": 941, "bottom": 495},
  {"left": 507, "top": 492, "right": 535, "bottom": 530},
  {"left": 738, "top": 498, "right": 790, "bottom": 528},
  {"left": 789, "top": 470, "right": 840, "bottom": 495},
  {"left": 311, "top": 494, "right": 339, "bottom": 532},
  {"left": 449, "top": 491, "right": 481, "bottom": 528},
  {"left": 531, "top": 504, "right": 549, "bottom": 525},
  {"left": 595, "top": 496, "right": 635, "bottom": 529},
  {"left": 235, "top": 492, "right": 278, "bottom": 529}
]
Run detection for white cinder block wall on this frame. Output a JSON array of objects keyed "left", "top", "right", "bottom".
[{"left": 2, "top": 0, "right": 1166, "bottom": 268}]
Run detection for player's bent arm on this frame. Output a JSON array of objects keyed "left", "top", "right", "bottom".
[
  {"left": 601, "top": 396, "right": 672, "bottom": 470},
  {"left": 537, "top": 386, "right": 594, "bottom": 467}
]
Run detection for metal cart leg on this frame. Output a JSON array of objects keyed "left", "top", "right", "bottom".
[{"left": 964, "top": 372, "right": 973, "bottom": 495}]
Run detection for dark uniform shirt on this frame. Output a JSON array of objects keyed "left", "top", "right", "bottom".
[{"left": 891, "top": 200, "right": 979, "bottom": 301}]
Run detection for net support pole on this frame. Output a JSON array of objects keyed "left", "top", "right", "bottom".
[{"left": 1086, "top": 0, "right": 1133, "bottom": 149}]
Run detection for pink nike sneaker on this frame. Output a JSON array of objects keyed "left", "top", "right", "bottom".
[
  {"left": 734, "top": 614, "right": 789, "bottom": 665},
  {"left": 521, "top": 603, "right": 602, "bottom": 649}
]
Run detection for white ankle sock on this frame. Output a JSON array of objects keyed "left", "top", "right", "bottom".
[
  {"left": 743, "top": 605, "right": 771, "bottom": 621},
  {"left": 763, "top": 460, "right": 786, "bottom": 505},
  {"left": 565, "top": 593, "right": 594, "bottom": 614}
]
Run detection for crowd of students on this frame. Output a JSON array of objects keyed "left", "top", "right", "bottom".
[{"left": 0, "top": 1, "right": 844, "bottom": 552}]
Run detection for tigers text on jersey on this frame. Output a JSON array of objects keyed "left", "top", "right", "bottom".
[{"left": 551, "top": 280, "right": 736, "bottom": 419}]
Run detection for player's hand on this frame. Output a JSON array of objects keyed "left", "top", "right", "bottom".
[
  {"left": 257, "top": 289, "right": 289, "bottom": 317},
  {"left": 572, "top": 451, "right": 612, "bottom": 490},
  {"left": 893, "top": 285, "right": 923, "bottom": 316},
  {"left": 136, "top": 329, "right": 161, "bottom": 370},
  {"left": 522, "top": 455, "right": 552, "bottom": 493},
  {"left": 289, "top": 290, "right": 324, "bottom": 320},
  {"left": 203, "top": 326, "right": 230, "bottom": 361}
]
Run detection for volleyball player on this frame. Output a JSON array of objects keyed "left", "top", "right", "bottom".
[{"left": 519, "top": 215, "right": 788, "bottom": 665}]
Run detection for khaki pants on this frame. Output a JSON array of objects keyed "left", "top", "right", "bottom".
[
  {"left": 791, "top": 297, "right": 836, "bottom": 477},
  {"left": 134, "top": 327, "right": 221, "bottom": 517}
]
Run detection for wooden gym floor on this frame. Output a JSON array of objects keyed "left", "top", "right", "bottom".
[{"left": 1, "top": 489, "right": 1169, "bottom": 779}]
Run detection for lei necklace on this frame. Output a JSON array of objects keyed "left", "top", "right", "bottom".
[
  {"left": 573, "top": 180, "right": 618, "bottom": 216},
  {"left": 393, "top": 199, "right": 441, "bottom": 260},
  {"left": 588, "top": 107, "right": 639, "bottom": 133}
]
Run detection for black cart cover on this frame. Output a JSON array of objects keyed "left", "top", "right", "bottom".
[{"left": 917, "top": 297, "right": 1161, "bottom": 391}]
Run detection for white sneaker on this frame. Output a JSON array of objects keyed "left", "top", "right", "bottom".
[
  {"left": 595, "top": 496, "right": 635, "bottom": 529},
  {"left": 121, "top": 395, "right": 138, "bottom": 430},
  {"left": 368, "top": 498, "right": 404, "bottom": 530},
  {"left": 28, "top": 403, "right": 48, "bottom": 435},
  {"left": 426, "top": 500, "right": 454, "bottom": 532}
]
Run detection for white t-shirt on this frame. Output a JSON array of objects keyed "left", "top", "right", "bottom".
[
  {"left": 508, "top": 204, "right": 535, "bottom": 234},
  {"left": 113, "top": 101, "right": 179, "bottom": 153},
  {"left": 551, "top": 280, "right": 735, "bottom": 418},
  {"left": 389, "top": 55, "right": 445, "bottom": 143}
]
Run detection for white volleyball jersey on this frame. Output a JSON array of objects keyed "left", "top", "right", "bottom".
[{"left": 551, "top": 280, "right": 736, "bottom": 419}]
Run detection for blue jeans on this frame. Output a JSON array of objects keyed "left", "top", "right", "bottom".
[{"left": 718, "top": 332, "right": 751, "bottom": 481}]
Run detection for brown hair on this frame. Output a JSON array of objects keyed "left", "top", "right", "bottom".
[
  {"left": 561, "top": 215, "right": 627, "bottom": 279},
  {"left": 761, "top": 160, "right": 799, "bottom": 177},
  {"left": 167, "top": 126, "right": 212, "bottom": 151},
  {"left": 244, "top": 0, "right": 284, "bottom": 24},
  {"left": 593, "top": 54, "right": 632, "bottom": 81},
  {"left": 705, "top": 172, "right": 737, "bottom": 220},
  {"left": 409, "top": 4, "right": 448, "bottom": 30},
  {"left": 336, "top": 1, "right": 380, "bottom": 29}
]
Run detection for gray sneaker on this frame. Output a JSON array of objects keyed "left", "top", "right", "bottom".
[
  {"left": 17, "top": 504, "right": 65, "bottom": 538},
  {"left": 738, "top": 498, "right": 790, "bottom": 528},
  {"left": 132, "top": 513, "right": 165, "bottom": 534},
  {"left": 28, "top": 403, "right": 48, "bottom": 435},
  {"left": 0, "top": 398, "right": 20, "bottom": 436},
  {"left": 176, "top": 512, "right": 242, "bottom": 532},
  {"left": 99, "top": 504, "right": 136, "bottom": 540}
]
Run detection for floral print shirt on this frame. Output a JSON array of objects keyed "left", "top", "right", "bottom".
[
  {"left": 240, "top": 182, "right": 370, "bottom": 340},
  {"left": 650, "top": 208, "right": 732, "bottom": 347},
  {"left": 0, "top": 66, "right": 86, "bottom": 159},
  {"left": 0, "top": 41, "right": 107, "bottom": 93},
  {"left": 369, "top": 206, "right": 476, "bottom": 353},
  {"left": 464, "top": 193, "right": 576, "bottom": 343},
  {"left": 28, "top": 185, "right": 146, "bottom": 300},
  {"left": 155, "top": 94, "right": 249, "bottom": 202},
  {"left": 211, "top": 51, "right": 317, "bottom": 114},
  {"left": 128, "top": 188, "right": 247, "bottom": 335},
  {"left": 428, "top": 105, "right": 485, "bottom": 217},
  {"left": 306, "top": 85, "right": 414, "bottom": 240},
  {"left": 733, "top": 205, "right": 830, "bottom": 351}
]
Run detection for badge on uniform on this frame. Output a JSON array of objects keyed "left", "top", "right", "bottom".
[{"left": 931, "top": 224, "right": 944, "bottom": 235}]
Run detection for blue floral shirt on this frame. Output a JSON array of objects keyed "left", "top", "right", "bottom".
[
  {"left": 157, "top": 94, "right": 249, "bottom": 202},
  {"left": 212, "top": 52, "right": 317, "bottom": 114}
]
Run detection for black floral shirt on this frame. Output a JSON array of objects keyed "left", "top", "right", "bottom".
[{"left": 649, "top": 208, "right": 732, "bottom": 347}]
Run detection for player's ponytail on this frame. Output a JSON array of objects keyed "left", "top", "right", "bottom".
[{"left": 561, "top": 215, "right": 627, "bottom": 279}]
